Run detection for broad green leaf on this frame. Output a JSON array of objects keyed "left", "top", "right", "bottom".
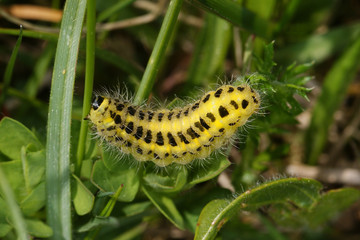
[
  {"left": 142, "top": 185, "right": 185, "bottom": 230},
  {"left": 0, "top": 197, "right": 11, "bottom": 237},
  {"left": 195, "top": 199, "right": 229, "bottom": 240},
  {"left": 0, "top": 118, "right": 42, "bottom": 160},
  {"left": 80, "top": 159, "right": 94, "bottom": 180},
  {"left": 0, "top": 166, "right": 28, "bottom": 240},
  {"left": 0, "top": 161, "right": 26, "bottom": 202},
  {"left": 181, "top": 187, "right": 232, "bottom": 232},
  {"left": 0, "top": 149, "right": 46, "bottom": 216},
  {"left": 195, "top": 178, "right": 322, "bottom": 240},
  {"left": 188, "top": 154, "right": 231, "bottom": 186},
  {"left": 25, "top": 219, "right": 53, "bottom": 238},
  {"left": 268, "top": 188, "right": 360, "bottom": 230},
  {"left": 77, "top": 216, "right": 119, "bottom": 233},
  {"left": 0, "top": 150, "right": 45, "bottom": 206},
  {"left": 20, "top": 182, "right": 45, "bottom": 216},
  {"left": 23, "top": 150, "right": 45, "bottom": 190},
  {"left": 306, "top": 188, "right": 360, "bottom": 228},
  {"left": 91, "top": 160, "right": 139, "bottom": 202},
  {"left": 71, "top": 175, "right": 95, "bottom": 216},
  {"left": 121, "top": 201, "right": 152, "bottom": 216},
  {"left": 143, "top": 167, "right": 188, "bottom": 193},
  {"left": 0, "top": 223, "right": 12, "bottom": 238}
]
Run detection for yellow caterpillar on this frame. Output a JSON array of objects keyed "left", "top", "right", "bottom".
[{"left": 88, "top": 84, "right": 260, "bottom": 167}]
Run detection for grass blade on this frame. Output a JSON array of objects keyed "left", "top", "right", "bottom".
[
  {"left": 188, "top": 0, "right": 274, "bottom": 39},
  {"left": 0, "top": 166, "right": 28, "bottom": 239},
  {"left": 0, "top": 28, "right": 58, "bottom": 40},
  {"left": 305, "top": 38, "right": 360, "bottom": 164},
  {"left": 134, "top": 0, "right": 184, "bottom": 104},
  {"left": 275, "top": 22, "right": 360, "bottom": 64},
  {"left": 76, "top": 0, "right": 96, "bottom": 175},
  {"left": 97, "top": 0, "right": 136, "bottom": 22},
  {"left": 185, "top": 13, "right": 231, "bottom": 87},
  {"left": 45, "top": 0, "right": 87, "bottom": 239},
  {"left": 0, "top": 26, "right": 23, "bottom": 109}
]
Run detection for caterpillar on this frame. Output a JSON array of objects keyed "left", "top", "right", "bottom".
[{"left": 88, "top": 84, "right": 260, "bottom": 167}]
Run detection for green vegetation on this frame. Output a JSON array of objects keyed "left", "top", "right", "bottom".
[{"left": 1, "top": 0, "right": 360, "bottom": 239}]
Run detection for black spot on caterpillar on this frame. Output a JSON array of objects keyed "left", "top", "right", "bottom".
[{"left": 88, "top": 84, "right": 260, "bottom": 167}]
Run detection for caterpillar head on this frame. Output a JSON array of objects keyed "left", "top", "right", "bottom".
[
  {"left": 92, "top": 95, "right": 105, "bottom": 110},
  {"left": 88, "top": 95, "right": 109, "bottom": 123}
]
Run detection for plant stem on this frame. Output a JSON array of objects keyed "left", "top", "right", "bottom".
[
  {"left": 76, "top": 0, "right": 96, "bottom": 176},
  {"left": 0, "top": 26, "right": 22, "bottom": 109},
  {"left": 0, "top": 166, "right": 28, "bottom": 240},
  {"left": 134, "top": 0, "right": 184, "bottom": 105}
]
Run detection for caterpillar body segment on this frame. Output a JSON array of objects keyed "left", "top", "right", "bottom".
[{"left": 89, "top": 84, "right": 261, "bottom": 167}]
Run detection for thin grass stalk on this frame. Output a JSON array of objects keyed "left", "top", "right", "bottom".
[
  {"left": 76, "top": 0, "right": 96, "bottom": 175},
  {"left": 0, "top": 166, "right": 28, "bottom": 239},
  {"left": 0, "top": 26, "right": 22, "bottom": 109},
  {"left": 134, "top": 0, "right": 184, "bottom": 104}
]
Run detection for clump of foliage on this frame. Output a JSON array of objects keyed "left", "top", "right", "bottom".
[{"left": 1, "top": 0, "right": 360, "bottom": 239}]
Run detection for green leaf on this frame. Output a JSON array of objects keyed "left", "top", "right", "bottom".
[
  {"left": 0, "top": 28, "right": 58, "bottom": 41},
  {"left": 121, "top": 201, "right": 152, "bottom": 216},
  {"left": 181, "top": 188, "right": 232, "bottom": 232},
  {"left": 134, "top": 0, "right": 184, "bottom": 104},
  {"left": 256, "top": 41, "right": 276, "bottom": 73},
  {"left": 195, "top": 199, "right": 229, "bottom": 240},
  {"left": 20, "top": 182, "right": 45, "bottom": 216},
  {"left": 188, "top": 154, "right": 231, "bottom": 186},
  {"left": 45, "top": 0, "right": 87, "bottom": 238},
  {"left": 71, "top": 175, "right": 95, "bottom": 216},
  {"left": 0, "top": 166, "right": 28, "bottom": 239},
  {"left": 185, "top": 13, "right": 231, "bottom": 87},
  {"left": 194, "top": 178, "right": 322, "bottom": 240},
  {"left": 0, "top": 25, "right": 22, "bottom": 108},
  {"left": 305, "top": 37, "right": 360, "bottom": 164},
  {"left": 77, "top": 216, "right": 118, "bottom": 233},
  {"left": 24, "top": 43, "right": 56, "bottom": 98},
  {"left": 95, "top": 48, "right": 143, "bottom": 79},
  {"left": 22, "top": 150, "right": 45, "bottom": 190},
  {"left": 275, "top": 22, "right": 360, "bottom": 64},
  {"left": 306, "top": 188, "right": 360, "bottom": 228},
  {"left": 142, "top": 185, "right": 185, "bottom": 230},
  {"left": 189, "top": 0, "right": 274, "bottom": 39},
  {"left": 0, "top": 161, "right": 26, "bottom": 202},
  {"left": 143, "top": 167, "right": 188, "bottom": 193},
  {"left": 0, "top": 117, "right": 42, "bottom": 160},
  {"left": 85, "top": 184, "right": 124, "bottom": 239},
  {"left": 0, "top": 192, "right": 12, "bottom": 237},
  {"left": 0, "top": 223, "right": 12, "bottom": 238},
  {"left": 25, "top": 219, "right": 53, "bottom": 238},
  {"left": 97, "top": 0, "right": 136, "bottom": 22},
  {"left": 91, "top": 160, "right": 140, "bottom": 202}
]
